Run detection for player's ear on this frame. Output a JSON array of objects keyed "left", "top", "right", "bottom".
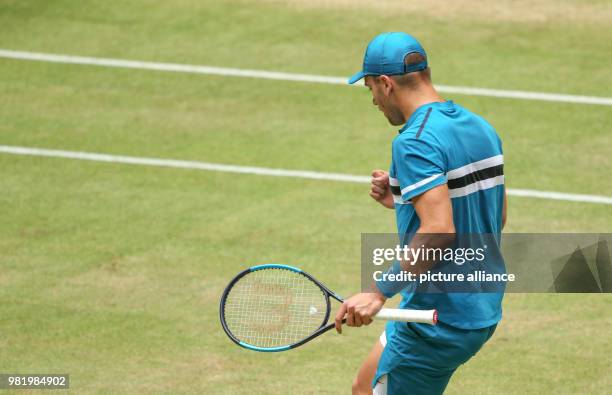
[{"left": 379, "top": 75, "right": 394, "bottom": 96}]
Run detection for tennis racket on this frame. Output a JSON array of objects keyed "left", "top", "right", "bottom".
[{"left": 219, "top": 264, "right": 437, "bottom": 352}]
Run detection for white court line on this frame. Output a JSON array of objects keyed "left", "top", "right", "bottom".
[
  {"left": 1, "top": 145, "right": 611, "bottom": 205},
  {"left": 1, "top": 49, "right": 611, "bottom": 106}
]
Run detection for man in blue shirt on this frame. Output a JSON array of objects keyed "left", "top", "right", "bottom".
[{"left": 334, "top": 32, "right": 507, "bottom": 395}]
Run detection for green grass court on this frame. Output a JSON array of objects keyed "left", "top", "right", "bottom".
[{"left": 1, "top": 1, "right": 611, "bottom": 393}]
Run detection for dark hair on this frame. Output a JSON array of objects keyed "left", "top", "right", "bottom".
[{"left": 391, "top": 52, "right": 431, "bottom": 87}]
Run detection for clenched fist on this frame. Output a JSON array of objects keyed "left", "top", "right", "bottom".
[{"left": 370, "top": 169, "right": 394, "bottom": 209}]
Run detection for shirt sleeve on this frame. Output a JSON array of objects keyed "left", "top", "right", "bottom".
[{"left": 392, "top": 135, "right": 447, "bottom": 201}]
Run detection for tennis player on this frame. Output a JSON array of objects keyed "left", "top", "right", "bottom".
[{"left": 335, "top": 32, "right": 507, "bottom": 395}]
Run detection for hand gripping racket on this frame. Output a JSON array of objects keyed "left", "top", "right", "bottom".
[{"left": 219, "top": 264, "right": 437, "bottom": 352}]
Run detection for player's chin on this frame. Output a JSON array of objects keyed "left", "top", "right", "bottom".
[{"left": 387, "top": 117, "right": 404, "bottom": 126}]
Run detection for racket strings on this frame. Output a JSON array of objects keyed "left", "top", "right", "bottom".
[{"left": 223, "top": 268, "right": 328, "bottom": 348}]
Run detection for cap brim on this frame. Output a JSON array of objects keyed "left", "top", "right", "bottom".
[{"left": 347, "top": 70, "right": 366, "bottom": 85}]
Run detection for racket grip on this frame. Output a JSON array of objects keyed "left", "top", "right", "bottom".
[{"left": 375, "top": 308, "right": 438, "bottom": 325}]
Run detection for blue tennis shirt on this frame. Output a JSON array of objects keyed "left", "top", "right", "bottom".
[{"left": 387, "top": 100, "right": 505, "bottom": 330}]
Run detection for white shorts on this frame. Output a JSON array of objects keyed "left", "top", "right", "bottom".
[
  {"left": 373, "top": 330, "right": 388, "bottom": 395},
  {"left": 373, "top": 374, "right": 387, "bottom": 395}
]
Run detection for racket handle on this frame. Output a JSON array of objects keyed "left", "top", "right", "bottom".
[{"left": 375, "top": 308, "right": 438, "bottom": 325}]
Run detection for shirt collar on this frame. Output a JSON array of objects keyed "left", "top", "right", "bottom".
[{"left": 398, "top": 100, "right": 453, "bottom": 134}]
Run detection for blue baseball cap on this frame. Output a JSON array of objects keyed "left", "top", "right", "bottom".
[{"left": 348, "top": 32, "right": 428, "bottom": 84}]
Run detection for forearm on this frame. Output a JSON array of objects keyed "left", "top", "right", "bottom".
[
  {"left": 398, "top": 230, "right": 455, "bottom": 274},
  {"left": 376, "top": 228, "right": 455, "bottom": 297},
  {"left": 381, "top": 194, "right": 395, "bottom": 209},
  {"left": 375, "top": 183, "right": 455, "bottom": 298}
]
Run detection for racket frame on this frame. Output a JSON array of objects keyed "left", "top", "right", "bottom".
[
  {"left": 219, "top": 264, "right": 437, "bottom": 352},
  {"left": 219, "top": 264, "right": 342, "bottom": 352}
]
